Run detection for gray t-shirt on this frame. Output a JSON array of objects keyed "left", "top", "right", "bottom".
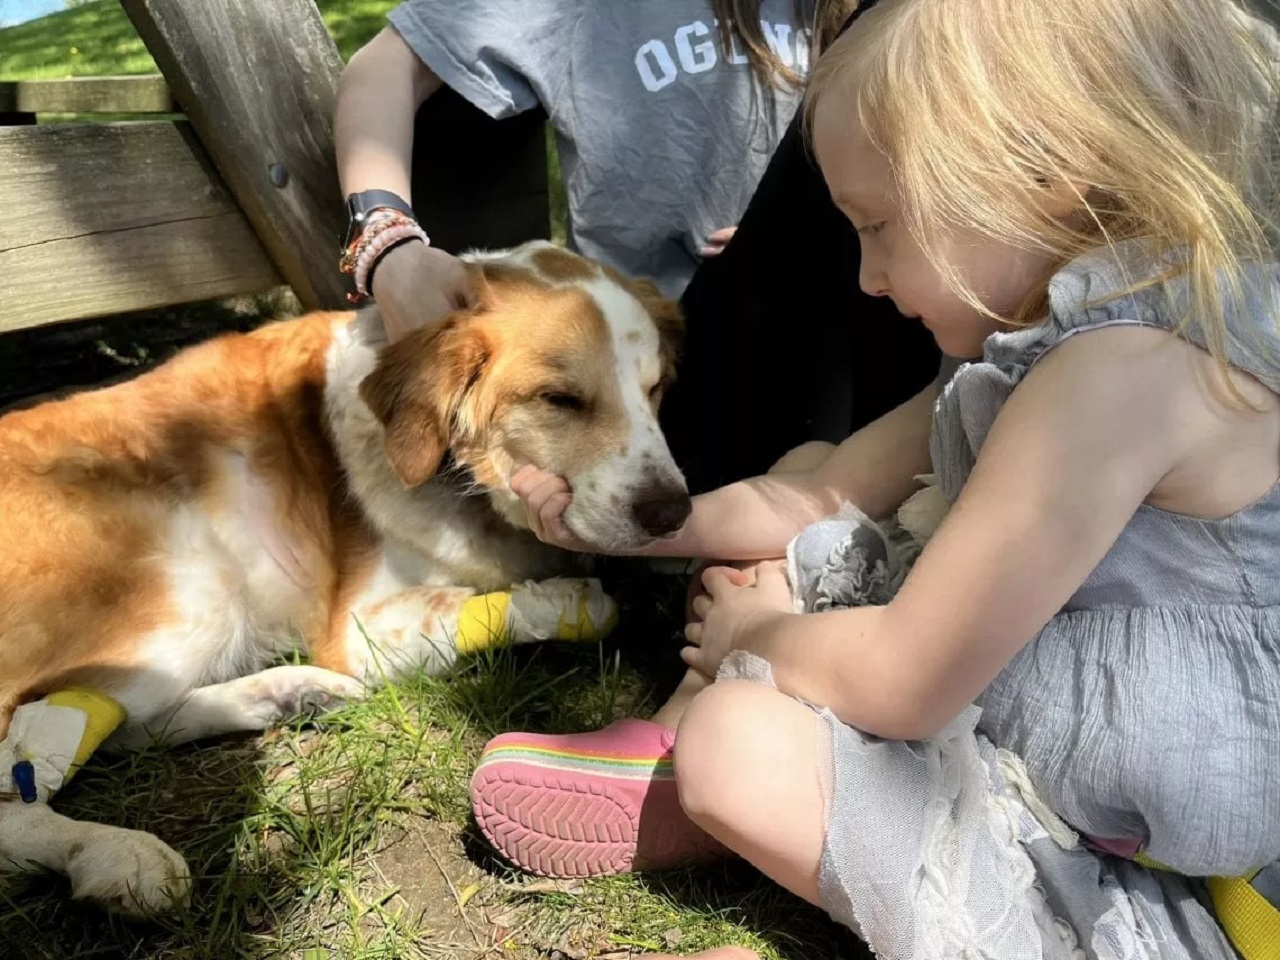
[{"left": 388, "top": 0, "right": 809, "bottom": 296}]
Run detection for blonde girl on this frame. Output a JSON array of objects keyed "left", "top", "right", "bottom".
[{"left": 485, "top": 0, "right": 1280, "bottom": 955}]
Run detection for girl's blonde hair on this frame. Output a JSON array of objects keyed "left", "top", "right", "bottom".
[{"left": 806, "top": 0, "right": 1280, "bottom": 363}]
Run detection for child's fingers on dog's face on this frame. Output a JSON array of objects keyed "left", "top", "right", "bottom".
[
  {"left": 511, "top": 465, "right": 537, "bottom": 494},
  {"left": 541, "top": 493, "right": 573, "bottom": 537},
  {"left": 517, "top": 476, "right": 554, "bottom": 539},
  {"left": 523, "top": 473, "right": 567, "bottom": 516},
  {"left": 540, "top": 476, "right": 572, "bottom": 504},
  {"left": 512, "top": 465, "right": 557, "bottom": 497}
]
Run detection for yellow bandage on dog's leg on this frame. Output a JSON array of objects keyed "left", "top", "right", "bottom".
[
  {"left": 46, "top": 688, "right": 127, "bottom": 776},
  {"left": 455, "top": 592, "right": 516, "bottom": 654},
  {"left": 0, "top": 687, "right": 126, "bottom": 803},
  {"left": 454, "top": 578, "right": 619, "bottom": 654}
]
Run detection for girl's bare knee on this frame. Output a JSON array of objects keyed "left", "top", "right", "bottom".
[{"left": 674, "top": 680, "right": 782, "bottom": 826}]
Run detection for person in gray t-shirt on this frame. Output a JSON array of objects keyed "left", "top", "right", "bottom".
[
  {"left": 335, "top": 0, "right": 847, "bottom": 341},
  {"left": 333, "top": 1, "right": 947, "bottom": 493}
]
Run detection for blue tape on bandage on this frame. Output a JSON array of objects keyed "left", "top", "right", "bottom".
[{"left": 11, "top": 760, "right": 37, "bottom": 803}]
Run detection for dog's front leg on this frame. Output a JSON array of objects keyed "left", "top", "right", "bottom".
[
  {"left": 0, "top": 693, "right": 188, "bottom": 913},
  {"left": 0, "top": 798, "right": 191, "bottom": 915},
  {"left": 111, "top": 665, "right": 365, "bottom": 748},
  {"left": 321, "top": 584, "right": 477, "bottom": 684},
  {"left": 321, "top": 579, "right": 619, "bottom": 685}
]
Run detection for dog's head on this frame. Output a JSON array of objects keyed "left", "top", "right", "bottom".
[{"left": 359, "top": 242, "right": 690, "bottom": 550}]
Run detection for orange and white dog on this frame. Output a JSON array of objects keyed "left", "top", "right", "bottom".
[{"left": 0, "top": 241, "right": 689, "bottom": 913}]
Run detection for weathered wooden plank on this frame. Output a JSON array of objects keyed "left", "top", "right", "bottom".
[
  {"left": 121, "top": 0, "right": 349, "bottom": 310},
  {"left": 0, "top": 121, "right": 281, "bottom": 333},
  {"left": 1, "top": 121, "right": 225, "bottom": 242},
  {"left": 0, "top": 75, "right": 176, "bottom": 115}
]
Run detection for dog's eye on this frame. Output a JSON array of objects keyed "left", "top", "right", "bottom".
[
  {"left": 540, "top": 391, "right": 586, "bottom": 411},
  {"left": 648, "top": 382, "right": 664, "bottom": 400}
]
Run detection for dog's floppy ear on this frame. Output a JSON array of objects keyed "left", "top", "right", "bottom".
[
  {"left": 359, "top": 317, "right": 490, "bottom": 488},
  {"left": 630, "top": 277, "right": 685, "bottom": 376}
]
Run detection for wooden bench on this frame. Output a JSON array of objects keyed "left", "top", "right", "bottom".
[{"left": 0, "top": 0, "right": 550, "bottom": 336}]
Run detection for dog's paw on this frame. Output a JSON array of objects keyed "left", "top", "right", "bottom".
[
  {"left": 243, "top": 665, "right": 366, "bottom": 724},
  {"left": 66, "top": 824, "right": 191, "bottom": 916},
  {"left": 510, "top": 577, "right": 619, "bottom": 643}
]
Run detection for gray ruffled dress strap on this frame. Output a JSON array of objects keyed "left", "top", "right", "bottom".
[{"left": 932, "top": 241, "right": 1280, "bottom": 501}]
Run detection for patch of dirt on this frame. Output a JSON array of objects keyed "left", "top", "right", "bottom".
[
  {"left": 365, "top": 819, "right": 631, "bottom": 959},
  {"left": 367, "top": 819, "right": 520, "bottom": 956}
]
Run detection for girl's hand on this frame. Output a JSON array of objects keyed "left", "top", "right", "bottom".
[
  {"left": 700, "top": 226, "right": 738, "bottom": 258},
  {"left": 683, "top": 560, "right": 794, "bottom": 678},
  {"left": 371, "top": 241, "right": 476, "bottom": 343},
  {"left": 510, "top": 465, "right": 593, "bottom": 552}
]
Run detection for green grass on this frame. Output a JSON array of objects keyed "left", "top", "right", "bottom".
[
  {"left": 0, "top": 0, "right": 395, "bottom": 79},
  {"left": 0, "top": 567, "right": 859, "bottom": 960}
]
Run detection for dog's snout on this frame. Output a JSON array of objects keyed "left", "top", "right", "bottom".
[{"left": 631, "top": 485, "right": 692, "bottom": 537}]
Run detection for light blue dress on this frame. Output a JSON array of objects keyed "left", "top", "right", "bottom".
[{"left": 739, "top": 242, "right": 1280, "bottom": 958}]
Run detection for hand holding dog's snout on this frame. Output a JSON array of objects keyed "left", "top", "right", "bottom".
[
  {"left": 511, "top": 466, "right": 591, "bottom": 552},
  {"left": 371, "top": 242, "right": 476, "bottom": 343}
]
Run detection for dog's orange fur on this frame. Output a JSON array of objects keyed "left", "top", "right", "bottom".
[
  {"left": 0, "top": 312, "right": 374, "bottom": 737},
  {"left": 0, "top": 248, "right": 686, "bottom": 743},
  {"left": 0, "top": 241, "right": 692, "bottom": 916}
]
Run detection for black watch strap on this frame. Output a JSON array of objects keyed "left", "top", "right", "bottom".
[{"left": 343, "top": 189, "right": 416, "bottom": 248}]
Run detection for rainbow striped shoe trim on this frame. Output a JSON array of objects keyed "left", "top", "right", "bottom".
[{"left": 469, "top": 719, "right": 727, "bottom": 878}]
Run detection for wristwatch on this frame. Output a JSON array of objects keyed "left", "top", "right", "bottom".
[{"left": 342, "top": 189, "right": 417, "bottom": 249}]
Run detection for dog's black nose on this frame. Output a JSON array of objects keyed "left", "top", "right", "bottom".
[{"left": 631, "top": 487, "right": 692, "bottom": 536}]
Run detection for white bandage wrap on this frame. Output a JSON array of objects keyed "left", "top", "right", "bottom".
[{"left": 1, "top": 702, "right": 94, "bottom": 802}]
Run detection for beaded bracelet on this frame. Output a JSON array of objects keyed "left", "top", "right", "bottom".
[{"left": 339, "top": 209, "right": 430, "bottom": 304}]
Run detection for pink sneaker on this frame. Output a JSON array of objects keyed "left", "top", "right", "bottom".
[{"left": 470, "top": 718, "right": 729, "bottom": 877}]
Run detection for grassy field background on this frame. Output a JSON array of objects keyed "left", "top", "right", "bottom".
[
  {"left": 0, "top": 0, "right": 392, "bottom": 75},
  {"left": 0, "top": 4, "right": 864, "bottom": 958}
]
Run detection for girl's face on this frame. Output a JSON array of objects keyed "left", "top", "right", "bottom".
[{"left": 812, "top": 97, "right": 1058, "bottom": 358}]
